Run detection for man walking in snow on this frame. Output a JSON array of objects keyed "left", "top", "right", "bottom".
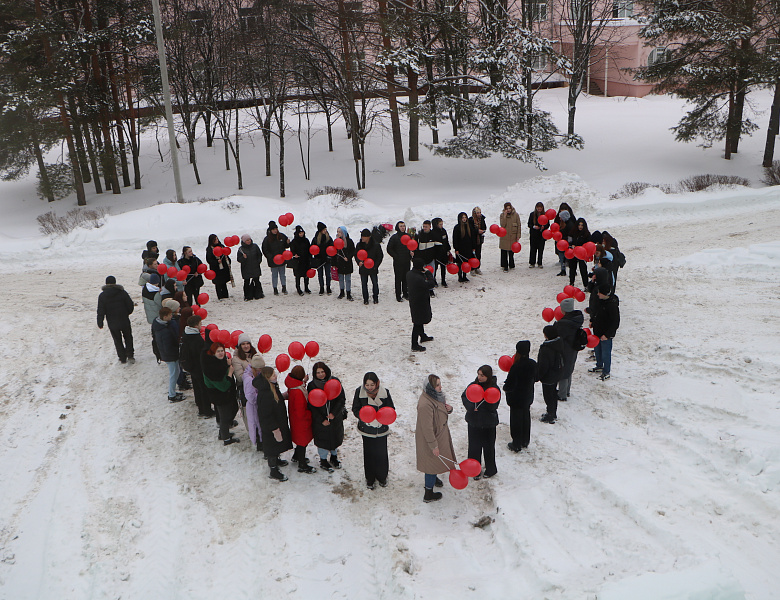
[
  {"left": 536, "top": 325, "right": 565, "bottom": 424},
  {"left": 97, "top": 276, "right": 135, "bottom": 364},
  {"left": 554, "top": 297, "right": 584, "bottom": 402},
  {"left": 589, "top": 284, "right": 620, "bottom": 381},
  {"left": 406, "top": 257, "right": 436, "bottom": 352}
]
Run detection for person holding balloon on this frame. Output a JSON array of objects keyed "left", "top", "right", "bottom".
[
  {"left": 452, "top": 212, "right": 477, "bottom": 283},
  {"left": 255, "top": 366, "right": 293, "bottom": 481},
  {"left": 568, "top": 218, "right": 591, "bottom": 288},
  {"left": 289, "top": 225, "right": 312, "bottom": 296},
  {"left": 201, "top": 341, "right": 240, "bottom": 445},
  {"left": 499, "top": 202, "right": 522, "bottom": 272},
  {"left": 468, "top": 207, "right": 487, "bottom": 273},
  {"left": 236, "top": 234, "right": 264, "bottom": 301},
  {"left": 537, "top": 325, "right": 565, "bottom": 424},
  {"left": 307, "top": 361, "right": 347, "bottom": 472},
  {"left": 355, "top": 228, "right": 384, "bottom": 305},
  {"left": 461, "top": 365, "right": 501, "bottom": 479},
  {"left": 527, "top": 202, "right": 549, "bottom": 268},
  {"left": 553, "top": 204, "right": 576, "bottom": 276},
  {"left": 553, "top": 298, "right": 584, "bottom": 403},
  {"left": 243, "top": 355, "right": 266, "bottom": 453},
  {"left": 261, "top": 221, "right": 290, "bottom": 296},
  {"left": 334, "top": 226, "right": 355, "bottom": 301},
  {"left": 431, "top": 217, "right": 451, "bottom": 287},
  {"left": 312, "top": 222, "right": 334, "bottom": 296},
  {"left": 206, "top": 234, "right": 232, "bottom": 300},
  {"left": 503, "top": 341, "right": 536, "bottom": 452},
  {"left": 352, "top": 372, "right": 396, "bottom": 490},
  {"left": 285, "top": 365, "right": 317, "bottom": 474},
  {"left": 415, "top": 374, "right": 456, "bottom": 503},
  {"left": 406, "top": 257, "right": 436, "bottom": 352},
  {"left": 178, "top": 246, "right": 205, "bottom": 302},
  {"left": 386, "top": 221, "right": 413, "bottom": 302}
]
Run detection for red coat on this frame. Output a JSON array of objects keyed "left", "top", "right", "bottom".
[{"left": 285, "top": 375, "right": 313, "bottom": 447}]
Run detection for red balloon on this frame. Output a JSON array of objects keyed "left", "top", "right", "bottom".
[
  {"left": 564, "top": 285, "right": 576, "bottom": 297},
  {"left": 556, "top": 292, "right": 568, "bottom": 303},
  {"left": 197, "top": 263, "right": 207, "bottom": 274},
  {"left": 449, "top": 469, "right": 468, "bottom": 490},
  {"left": 222, "top": 247, "right": 231, "bottom": 256},
  {"left": 288, "top": 341, "right": 305, "bottom": 360},
  {"left": 197, "top": 308, "right": 207, "bottom": 319},
  {"left": 226, "top": 352, "right": 232, "bottom": 361},
  {"left": 273, "top": 254, "right": 284, "bottom": 265},
  {"left": 333, "top": 238, "right": 345, "bottom": 250},
  {"left": 446, "top": 263, "right": 459, "bottom": 275},
  {"left": 584, "top": 241, "right": 596, "bottom": 254},
  {"left": 552, "top": 231, "right": 563, "bottom": 242},
  {"left": 587, "top": 335, "right": 600, "bottom": 348},
  {"left": 574, "top": 246, "right": 587, "bottom": 260},
  {"left": 278, "top": 214, "right": 289, "bottom": 227},
  {"left": 357, "top": 249, "right": 368, "bottom": 261},
  {"left": 401, "top": 234, "right": 411, "bottom": 245},
  {"left": 497, "top": 227, "right": 507, "bottom": 237},
  {"left": 498, "top": 355, "right": 514, "bottom": 372},
  {"left": 545, "top": 208, "right": 557, "bottom": 220},
  {"left": 537, "top": 215, "right": 549, "bottom": 226},
  {"left": 307, "top": 268, "right": 316, "bottom": 278},
  {"left": 461, "top": 262, "right": 471, "bottom": 273},
  {"left": 583, "top": 327, "right": 592, "bottom": 336},
  {"left": 557, "top": 240, "right": 569, "bottom": 252},
  {"left": 466, "top": 383, "right": 484, "bottom": 403},
  {"left": 282, "top": 250, "right": 293, "bottom": 261},
  {"left": 197, "top": 292, "right": 210, "bottom": 305},
  {"left": 204, "top": 269, "right": 215, "bottom": 281},
  {"left": 468, "top": 258, "right": 480, "bottom": 269},
  {"left": 206, "top": 323, "right": 218, "bottom": 331},
  {"left": 542, "top": 307, "right": 554, "bottom": 322},
  {"left": 460, "top": 459, "right": 481, "bottom": 478},
  {"left": 575, "top": 290, "right": 586, "bottom": 302},
  {"left": 275, "top": 353, "right": 291, "bottom": 372},
  {"left": 165, "top": 266, "right": 177, "bottom": 277},
  {"left": 376, "top": 406, "right": 397, "bottom": 425},
  {"left": 406, "top": 240, "right": 418, "bottom": 251},
  {"left": 425, "top": 265, "right": 434, "bottom": 273},
  {"left": 554, "top": 306, "right": 564, "bottom": 321},
  {"left": 326, "top": 246, "right": 337, "bottom": 257},
  {"left": 258, "top": 334, "right": 272, "bottom": 353},
  {"left": 359, "top": 405, "right": 377, "bottom": 423},
  {"left": 181, "top": 265, "right": 191, "bottom": 274},
  {"left": 305, "top": 341, "right": 320, "bottom": 358},
  {"left": 542, "top": 229, "right": 553, "bottom": 240},
  {"left": 489, "top": 224, "right": 499, "bottom": 234},
  {"left": 176, "top": 270, "right": 186, "bottom": 281},
  {"left": 511, "top": 242, "right": 521, "bottom": 253},
  {"left": 156, "top": 264, "right": 167, "bottom": 276},
  {"left": 230, "top": 330, "right": 242, "bottom": 348},
  {"left": 484, "top": 387, "right": 500, "bottom": 404},
  {"left": 383, "top": 223, "right": 393, "bottom": 231},
  {"left": 285, "top": 212, "right": 294, "bottom": 225},
  {"left": 324, "top": 378, "right": 342, "bottom": 400},
  {"left": 213, "top": 246, "right": 223, "bottom": 257},
  {"left": 363, "top": 258, "right": 375, "bottom": 269},
  {"left": 218, "top": 329, "right": 231, "bottom": 345},
  {"left": 564, "top": 248, "right": 575, "bottom": 260},
  {"left": 309, "top": 245, "right": 320, "bottom": 256},
  {"left": 308, "top": 388, "right": 327, "bottom": 407},
  {"left": 550, "top": 222, "right": 560, "bottom": 233}
]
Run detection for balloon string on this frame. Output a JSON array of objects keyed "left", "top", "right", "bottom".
[{"left": 438, "top": 455, "right": 457, "bottom": 467}]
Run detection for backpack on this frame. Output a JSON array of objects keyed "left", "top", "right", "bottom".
[
  {"left": 613, "top": 248, "right": 626, "bottom": 268},
  {"left": 573, "top": 328, "right": 588, "bottom": 351}
]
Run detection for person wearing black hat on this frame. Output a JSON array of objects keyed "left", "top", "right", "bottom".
[
  {"left": 261, "top": 221, "right": 290, "bottom": 295},
  {"left": 97, "top": 276, "right": 135, "bottom": 364},
  {"left": 355, "top": 228, "right": 384, "bottom": 305},
  {"left": 536, "top": 325, "right": 564, "bottom": 423},
  {"left": 142, "top": 240, "right": 159, "bottom": 264},
  {"left": 312, "top": 221, "right": 334, "bottom": 295},
  {"left": 386, "top": 221, "right": 412, "bottom": 302},
  {"left": 289, "top": 225, "right": 312, "bottom": 295},
  {"left": 503, "top": 341, "right": 536, "bottom": 450},
  {"left": 406, "top": 257, "right": 436, "bottom": 351},
  {"left": 589, "top": 284, "right": 620, "bottom": 380}
]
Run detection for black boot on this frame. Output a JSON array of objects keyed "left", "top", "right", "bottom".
[
  {"left": 269, "top": 467, "right": 288, "bottom": 481},
  {"left": 338, "top": 290, "right": 345, "bottom": 299},
  {"left": 346, "top": 291, "right": 353, "bottom": 301},
  {"left": 257, "top": 283, "right": 264, "bottom": 299},
  {"left": 319, "top": 285, "right": 325, "bottom": 295},
  {"left": 273, "top": 288, "right": 279, "bottom": 296},
  {"left": 297, "top": 281, "right": 304, "bottom": 296},
  {"left": 423, "top": 487, "right": 443, "bottom": 503},
  {"left": 327, "top": 285, "right": 332, "bottom": 295},
  {"left": 282, "top": 286, "right": 288, "bottom": 295}
]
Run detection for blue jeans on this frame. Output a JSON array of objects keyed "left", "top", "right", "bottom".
[
  {"left": 317, "top": 259, "right": 331, "bottom": 291},
  {"left": 166, "top": 361, "right": 180, "bottom": 398},
  {"left": 271, "top": 266, "right": 286, "bottom": 289},
  {"left": 318, "top": 447, "right": 338, "bottom": 460},
  {"left": 595, "top": 338, "right": 613, "bottom": 375},
  {"left": 339, "top": 273, "right": 351, "bottom": 292},
  {"left": 424, "top": 473, "right": 438, "bottom": 489}
]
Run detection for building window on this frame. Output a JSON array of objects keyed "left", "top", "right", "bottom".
[
  {"left": 647, "top": 47, "right": 667, "bottom": 66},
  {"left": 239, "top": 7, "right": 262, "bottom": 32},
  {"left": 290, "top": 5, "right": 315, "bottom": 31},
  {"left": 187, "top": 10, "right": 208, "bottom": 36},
  {"left": 530, "top": 0, "right": 548, "bottom": 21},
  {"left": 612, "top": 0, "right": 633, "bottom": 17},
  {"left": 531, "top": 53, "right": 548, "bottom": 71}
]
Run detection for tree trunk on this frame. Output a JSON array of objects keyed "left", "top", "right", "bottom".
[
  {"left": 105, "top": 45, "right": 131, "bottom": 187},
  {"left": 326, "top": 110, "right": 334, "bottom": 152},
  {"left": 223, "top": 110, "right": 231, "bottom": 171},
  {"left": 279, "top": 129, "right": 285, "bottom": 198},
  {"left": 762, "top": 79, "right": 780, "bottom": 168},
  {"left": 66, "top": 95, "right": 91, "bottom": 184},
  {"left": 264, "top": 114, "right": 272, "bottom": 176},
  {"left": 377, "top": 0, "right": 405, "bottom": 167},
  {"left": 725, "top": 85, "right": 735, "bottom": 160},
  {"left": 425, "top": 57, "right": 439, "bottom": 144},
  {"left": 186, "top": 127, "right": 202, "bottom": 184},
  {"left": 408, "top": 68, "right": 419, "bottom": 161},
  {"left": 83, "top": 119, "right": 103, "bottom": 194},
  {"left": 120, "top": 19, "right": 142, "bottom": 189},
  {"left": 234, "top": 108, "right": 242, "bottom": 190},
  {"left": 205, "top": 110, "right": 213, "bottom": 147},
  {"left": 32, "top": 138, "right": 55, "bottom": 202}
]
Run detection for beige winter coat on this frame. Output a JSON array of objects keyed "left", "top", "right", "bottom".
[
  {"left": 231, "top": 353, "right": 264, "bottom": 380},
  {"left": 415, "top": 392, "right": 457, "bottom": 475},
  {"left": 499, "top": 210, "right": 522, "bottom": 250}
]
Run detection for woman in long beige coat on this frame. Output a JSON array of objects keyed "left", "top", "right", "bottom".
[
  {"left": 415, "top": 374, "right": 457, "bottom": 503},
  {"left": 499, "top": 202, "right": 522, "bottom": 271}
]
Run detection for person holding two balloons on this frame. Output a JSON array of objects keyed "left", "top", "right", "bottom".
[
  {"left": 352, "top": 372, "right": 396, "bottom": 490},
  {"left": 461, "top": 366, "right": 502, "bottom": 480}
]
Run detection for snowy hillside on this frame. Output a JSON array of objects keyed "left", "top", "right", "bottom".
[{"left": 0, "top": 89, "right": 779, "bottom": 599}]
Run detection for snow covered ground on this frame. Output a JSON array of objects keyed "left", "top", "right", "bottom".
[{"left": 0, "top": 88, "right": 779, "bottom": 599}]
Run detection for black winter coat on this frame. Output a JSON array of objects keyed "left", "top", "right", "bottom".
[
  {"left": 355, "top": 238, "right": 384, "bottom": 276},
  {"left": 307, "top": 378, "right": 346, "bottom": 450},
  {"left": 536, "top": 338, "right": 565, "bottom": 384},
  {"left": 289, "top": 234, "right": 312, "bottom": 277},
  {"left": 261, "top": 232, "right": 290, "bottom": 267},
  {"left": 592, "top": 294, "right": 620, "bottom": 339},
  {"left": 461, "top": 376, "right": 500, "bottom": 428},
  {"left": 469, "top": 215, "right": 487, "bottom": 245},
  {"left": 555, "top": 310, "right": 585, "bottom": 378},
  {"left": 334, "top": 237, "right": 355, "bottom": 275},
  {"left": 180, "top": 330, "right": 205, "bottom": 376},
  {"left": 503, "top": 357, "right": 537, "bottom": 407},
  {"left": 351, "top": 386, "right": 395, "bottom": 437},
  {"left": 206, "top": 245, "right": 232, "bottom": 284},
  {"left": 152, "top": 318, "right": 179, "bottom": 362},
  {"left": 311, "top": 231, "right": 334, "bottom": 268},
  {"left": 254, "top": 376, "right": 293, "bottom": 456},
  {"left": 97, "top": 284, "right": 134, "bottom": 329},
  {"left": 452, "top": 223, "right": 476, "bottom": 259},
  {"left": 236, "top": 242, "right": 263, "bottom": 279},
  {"left": 415, "top": 229, "right": 437, "bottom": 264},
  {"left": 178, "top": 255, "right": 204, "bottom": 288},
  {"left": 406, "top": 268, "right": 436, "bottom": 324},
  {"left": 201, "top": 350, "right": 235, "bottom": 406},
  {"left": 528, "top": 211, "right": 549, "bottom": 242},
  {"left": 432, "top": 228, "right": 451, "bottom": 263},
  {"left": 387, "top": 231, "right": 412, "bottom": 270}
]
